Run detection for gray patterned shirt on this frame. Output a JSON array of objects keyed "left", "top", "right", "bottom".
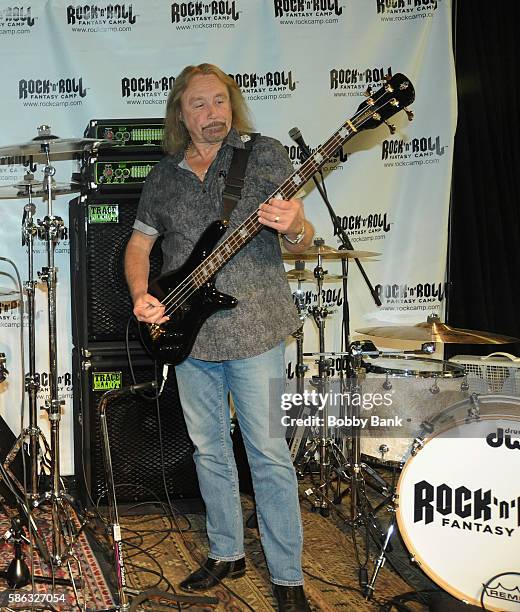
[{"left": 133, "top": 128, "right": 301, "bottom": 361}]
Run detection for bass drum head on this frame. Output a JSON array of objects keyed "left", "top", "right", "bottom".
[{"left": 396, "top": 395, "right": 520, "bottom": 611}]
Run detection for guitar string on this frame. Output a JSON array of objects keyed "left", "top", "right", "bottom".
[
  {"left": 156, "top": 89, "right": 407, "bottom": 318},
  {"left": 161, "top": 95, "right": 402, "bottom": 318}
]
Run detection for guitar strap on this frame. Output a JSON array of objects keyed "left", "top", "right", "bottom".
[{"left": 221, "top": 132, "right": 258, "bottom": 221}]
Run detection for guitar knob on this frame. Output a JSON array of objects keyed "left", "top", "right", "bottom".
[
  {"left": 404, "top": 107, "right": 414, "bottom": 121},
  {"left": 364, "top": 86, "right": 373, "bottom": 97},
  {"left": 384, "top": 121, "right": 396, "bottom": 135}
]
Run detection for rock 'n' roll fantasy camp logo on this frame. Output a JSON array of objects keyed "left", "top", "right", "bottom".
[
  {"left": 18, "top": 77, "right": 88, "bottom": 108},
  {"left": 66, "top": 4, "right": 138, "bottom": 31},
  {"left": 120, "top": 75, "right": 176, "bottom": 105},
  {"left": 273, "top": 0, "right": 345, "bottom": 25},
  {"left": 0, "top": 6, "right": 37, "bottom": 35},
  {"left": 171, "top": 1, "right": 241, "bottom": 30},
  {"left": 381, "top": 135, "right": 447, "bottom": 168},
  {"left": 375, "top": 0, "right": 440, "bottom": 22},
  {"left": 330, "top": 66, "right": 392, "bottom": 97},
  {"left": 229, "top": 70, "right": 297, "bottom": 102},
  {"left": 376, "top": 281, "right": 447, "bottom": 313}
]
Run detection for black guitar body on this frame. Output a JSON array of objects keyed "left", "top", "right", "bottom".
[{"left": 139, "top": 220, "right": 237, "bottom": 365}]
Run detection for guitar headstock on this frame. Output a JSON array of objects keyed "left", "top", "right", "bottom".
[{"left": 354, "top": 73, "right": 415, "bottom": 133}]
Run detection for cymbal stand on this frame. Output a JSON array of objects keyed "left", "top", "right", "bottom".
[
  {"left": 3, "top": 178, "right": 51, "bottom": 500},
  {"left": 0, "top": 179, "right": 55, "bottom": 571},
  {"left": 34, "top": 126, "right": 86, "bottom": 569},
  {"left": 295, "top": 244, "right": 349, "bottom": 516}
]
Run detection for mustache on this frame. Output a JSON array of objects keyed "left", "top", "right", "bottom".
[{"left": 202, "top": 121, "right": 226, "bottom": 130}]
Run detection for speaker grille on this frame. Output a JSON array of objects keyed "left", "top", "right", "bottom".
[
  {"left": 78, "top": 350, "right": 199, "bottom": 505},
  {"left": 71, "top": 195, "right": 163, "bottom": 343}
]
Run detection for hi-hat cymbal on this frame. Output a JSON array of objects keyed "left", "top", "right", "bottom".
[
  {"left": 286, "top": 268, "right": 345, "bottom": 282},
  {"left": 0, "top": 137, "right": 109, "bottom": 162},
  {"left": 0, "top": 178, "right": 80, "bottom": 200},
  {"left": 356, "top": 314, "right": 520, "bottom": 344},
  {"left": 283, "top": 244, "right": 380, "bottom": 260}
]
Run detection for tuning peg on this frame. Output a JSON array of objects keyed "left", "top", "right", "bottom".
[
  {"left": 384, "top": 121, "right": 396, "bottom": 135},
  {"left": 404, "top": 107, "right": 414, "bottom": 121},
  {"left": 364, "top": 86, "right": 373, "bottom": 97},
  {"left": 384, "top": 73, "right": 392, "bottom": 81}
]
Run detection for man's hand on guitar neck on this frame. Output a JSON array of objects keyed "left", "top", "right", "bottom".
[{"left": 257, "top": 197, "right": 314, "bottom": 253}]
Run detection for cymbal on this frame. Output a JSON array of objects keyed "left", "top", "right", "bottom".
[
  {"left": 286, "top": 268, "right": 345, "bottom": 282},
  {"left": 283, "top": 244, "right": 380, "bottom": 260},
  {"left": 356, "top": 315, "right": 520, "bottom": 344},
  {"left": 0, "top": 287, "right": 20, "bottom": 298},
  {"left": 0, "top": 137, "right": 109, "bottom": 162},
  {"left": 0, "top": 178, "right": 80, "bottom": 200}
]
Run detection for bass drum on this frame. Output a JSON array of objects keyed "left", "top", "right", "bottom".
[
  {"left": 396, "top": 394, "right": 520, "bottom": 611},
  {"left": 360, "top": 355, "right": 466, "bottom": 465}
]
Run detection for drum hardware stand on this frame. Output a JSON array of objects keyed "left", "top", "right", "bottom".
[
  {"left": 295, "top": 244, "right": 350, "bottom": 516},
  {"left": 291, "top": 131, "right": 384, "bottom": 513},
  {"left": 98, "top": 382, "right": 217, "bottom": 611},
  {"left": 288, "top": 262, "right": 310, "bottom": 461},
  {"left": 1, "top": 179, "right": 57, "bottom": 567},
  {"left": 341, "top": 354, "right": 393, "bottom": 516},
  {"left": 15, "top": 127, "right": 88, "bottom": 586},
  {"left": 3, "top": 178, "right": 52, "bottom": 500},
  {"left": 363, "top": 509, "right": 397, "bottom": 599}
]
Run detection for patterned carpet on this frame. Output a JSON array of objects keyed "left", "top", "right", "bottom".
[
  {"left": 0, "top": 502, "right": 114, "bottom": 611},
  {"left": 101, "top": 488, "right": 433, "bottom": 612}
]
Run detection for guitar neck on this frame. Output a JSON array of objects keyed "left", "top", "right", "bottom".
[{"left": 192, "top": 119, "right": 360, "bottom": 287}]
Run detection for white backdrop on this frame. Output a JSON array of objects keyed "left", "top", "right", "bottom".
[{"left": 0, "top": 0, "right": 456, "bottom": 474}]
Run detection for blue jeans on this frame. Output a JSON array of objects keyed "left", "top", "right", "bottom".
[{"left": 175, "top": 342, "right": 304, "bottom": 586}]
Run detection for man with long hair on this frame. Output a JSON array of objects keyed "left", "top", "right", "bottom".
[{"left": 125, "top": 63, "right": 313, "bottom": 611}]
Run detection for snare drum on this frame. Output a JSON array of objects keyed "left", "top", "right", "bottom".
[
  {"left": 359, "top": 355, "right": 466, "bottom": 464},
  {"left": 396, "top": 394, "right": 520, "bottom": 611}
]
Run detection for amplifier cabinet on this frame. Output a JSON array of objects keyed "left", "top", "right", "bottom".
[
  {"left": 69, "top": 193, "right": 163, "bottom": 346},
  {"left": 73, "top": 345, "right": 199, "bottom": 507}
]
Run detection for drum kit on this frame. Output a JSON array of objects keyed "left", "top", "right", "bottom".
[
  {"left": 0, "top": 127, "right": 107, "bottom": 590},
  {"left": 283, "top": 241, "right": 520, "bottom": 609}
]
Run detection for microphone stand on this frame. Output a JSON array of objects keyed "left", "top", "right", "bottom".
[{"left": 98, "top": 381, "right": 217, "bottom": 611}]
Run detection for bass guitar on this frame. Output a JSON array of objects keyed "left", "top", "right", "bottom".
[{"left": 139, "top": 72, "right": 415, "bottom": 364}]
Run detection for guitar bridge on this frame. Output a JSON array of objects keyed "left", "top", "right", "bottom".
[{"left": 148, "top": 323, "right": 166, "bottom": 341}]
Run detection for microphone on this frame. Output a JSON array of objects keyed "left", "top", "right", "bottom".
[
  {"left": 129, "top": 380, "right": 157, "bottom": 394},
  {"left": 289, "top": 127, "right": 311, "bottom": 159}
]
